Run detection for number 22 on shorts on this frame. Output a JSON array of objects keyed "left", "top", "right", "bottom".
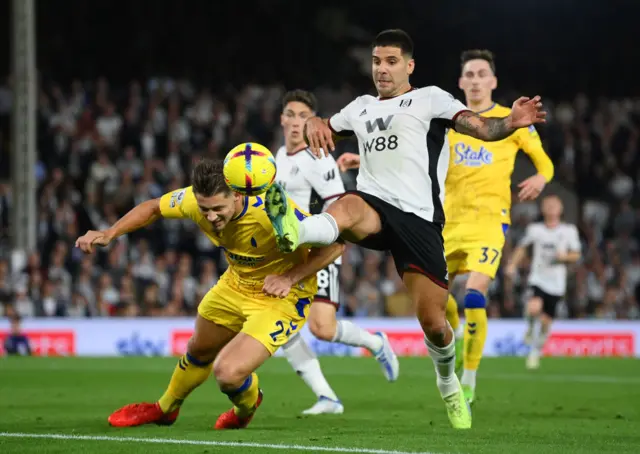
[
  {"left": 269, "top": 320, "right": 299, "bottom": 341},
  {"left": 479, "top": 247, "right": 500, "bottom": 265}
]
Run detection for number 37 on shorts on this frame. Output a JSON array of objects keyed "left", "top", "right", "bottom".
[{"left": 472, "top": 246, "right": 502, "bottom": 278}]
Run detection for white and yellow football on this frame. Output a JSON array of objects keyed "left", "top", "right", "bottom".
[{"left": 223, "top": 142, "right": 277, "bottom": 196}]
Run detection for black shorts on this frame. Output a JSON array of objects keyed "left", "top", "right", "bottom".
[
  {"left": 342, "top": 191, "right": 448, "bottom": 289},
  {"left": 314, "top": 261, "right": 341, "bottom": 308},
  {"left": 530, "top": 286, "right": 562, "bottom": 318}
]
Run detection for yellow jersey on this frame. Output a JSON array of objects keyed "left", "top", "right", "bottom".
[
  {"left": 445, "top": 103, "right": 554, "bottom": 225},
  {"left": 159, "top": 187, "right": 317, "bottom": 297}
]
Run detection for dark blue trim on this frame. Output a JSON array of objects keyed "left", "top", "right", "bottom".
[
  {"left": 464, "top": 289, "right": 486, "bottom": 309},
  {"left": 474, "top": 102, "right": 496, "bottom": 115},
  {"left": 502, "top": 223, "right": 509, "bottom": 237},
  {"left": 232, "top": 196, "right": 249, "bottom": 221},
  {"left": 295, "top": 298, "right": 311, "bottom": 318},
  {"left": 186, "top": 352, "right": 211, "bottom": 367},
  {"left": 223, "top": 374, "right": 253, "bottom": 397}
]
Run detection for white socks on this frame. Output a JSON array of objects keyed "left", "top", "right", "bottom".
[
  {"left": 454, "top": 324, "right": 464, "bottom": 340},
  {"left": 282, "top": 334, "right": 339, "bottom": 401},
  {"left": 425, "top": 327, "right": 458, "bottom": 398},
  {"left": 532, "top": 323, "right": 551, "bottom": 356},
  {"left": 299, "top": 213, "right": 340, "bottom": 246},
  {"left": 461, "top": 369, "right": 477, "bottom": 389},
  {"left": 332, "top": 320, "right": 384, "bottom": 354}
]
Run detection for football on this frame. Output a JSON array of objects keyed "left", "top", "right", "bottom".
[{"left": 223, "top": 142, "right": 277, "bottom": 196}]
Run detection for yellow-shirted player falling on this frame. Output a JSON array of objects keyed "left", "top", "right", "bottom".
[
  {"left": 444, "top": 50, "right": 554, "bottom": 404},
  {"left": 75, "top": 158, "right": 342, "bottom": 430}
]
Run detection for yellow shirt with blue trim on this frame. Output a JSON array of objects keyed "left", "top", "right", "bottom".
[
  {"left": 445, "top": 103, "right": 554, "bottom": 225},
  {"left": 159, "top": 186, "right": 317, "bottom": 297}
]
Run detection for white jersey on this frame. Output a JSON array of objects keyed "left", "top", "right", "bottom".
[
  {"left": 519, "top": 222, "right": 581, "bottom": 296},
  {"left": 328, "top": 86, "right": 468, "bottom": 223},
  {"left": 275, "top": 145, "right": 345, "bottom": 269},
  {"left": 274, "top": 146, "right": 345, "bottom": 214}
]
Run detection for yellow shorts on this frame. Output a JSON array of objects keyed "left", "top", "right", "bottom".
[
  {"left": 444, "top": 222, "right": 509, "bottom": 279},
  {"left": 198, "top": 273, "right": 312, "bottom": 355}
]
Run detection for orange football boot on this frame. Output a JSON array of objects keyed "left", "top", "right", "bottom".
[
  {"left": 108, "top": 402, "right": 179, "bottom": 427},
  {"left": 214, "top": 389, "right": 264, "bottom": 430}
]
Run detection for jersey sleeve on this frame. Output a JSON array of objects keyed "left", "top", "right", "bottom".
[
  {"left": 518, "top": 224, "right": 536, "bottom": 247},
  {"left": 300, "top": 154, "right": 346, "bottom": 209},
  {"left": 327, "top": 98, "right": 358, "bottom": 137},
  {"left": 516, "top": 126, "right": 554, "bottom": 182},
  {"left": 428, "top": 86, "right": 469, "bottom": 121},
  {"left": 159, "top": 187, "right": 191, "bottom": 219},
  {"left": 567, "top": 225, "right": 582, "bottom": 253}
]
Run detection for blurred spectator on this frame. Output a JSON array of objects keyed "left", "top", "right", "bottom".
[
  {"left": 3, "top": 313, "right": 32, "bottom": 356},
  {"left": 0, "top": 77, "right": 639, "bottom": 320}
]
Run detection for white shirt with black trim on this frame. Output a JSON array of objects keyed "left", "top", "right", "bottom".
[
  {"left": 274, "top": 146, "right": 345, "bottom": 214},
  {"left": 519, "top": 222, "right": 582, "bottom": 296},
  {"left": 328, "top": 86, "right": 468, "bottom": 223}
]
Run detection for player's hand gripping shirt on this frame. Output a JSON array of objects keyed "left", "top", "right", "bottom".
[
  {"left": 445, "top": 103, "right": 554, "bottom": 225},
  {"left": 328, "top": 86, "right": 468, "bottom": 223},
  {"left": 159, "top": 187, "right": 317, "bottom": 297}
]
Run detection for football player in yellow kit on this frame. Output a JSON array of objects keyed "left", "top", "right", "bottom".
[
  {"left": 443, "top": 50, "right": 553, "bottom": 404},
  {"left": 336, "top": 49, "right": 554, "bottom": 405},
  {"left": 75, "top": 159, "right": 343, "bottom": 430}
]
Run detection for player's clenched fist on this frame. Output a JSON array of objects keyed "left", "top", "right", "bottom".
[
  {"left": 304, "top": 116, "right": 334, "bottom": 158},
  {"left": 262, "top": 274, "right": 294, "bottom": 298},
  {"left": 75, "top": 230, "right": 113, "bottom": 253},
  {"left": 336, "top": 152, "right": 361, "bottom": 172}
]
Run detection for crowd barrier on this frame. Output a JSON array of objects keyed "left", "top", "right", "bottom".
[{"left": 1, "top": 318, "right": 638, "bottom": 357}]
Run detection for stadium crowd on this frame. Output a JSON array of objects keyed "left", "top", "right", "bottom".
[{"left": 0, "top": 77, "right": 639, "bottom": 320}]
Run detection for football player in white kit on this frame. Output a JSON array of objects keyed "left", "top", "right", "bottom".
[
  {"left": 277, "top": 90, "right": 399, "bottom": 415},
  {"left": 263, "top": 29, "right": 546, "bottom": 429},
  {"left": 506, "top": 195, "right": 581, "bottom": 369}
]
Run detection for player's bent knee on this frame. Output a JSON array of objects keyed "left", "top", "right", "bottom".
[
  {"left": 308, "top": 317, "right": 336, "bottom": 341},
  {"left": 419, "top": 316, "right": 449, "bottom": 342},
  {"left": 212, "top": 356, "right": 246, "bottom": 388}
]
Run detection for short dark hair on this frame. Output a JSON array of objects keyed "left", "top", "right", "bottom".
[
  {"left": 282, "top": 89, "right": 318, "bottom": 113},
  {"left": 372, "top": 29, "right": 414, "bottom": 57},
  {"left": 191, "top": 159, "right": 231, "bottom": 197},
  {"left": 460, "top": 49, "right": 496, "bottom": 74}
]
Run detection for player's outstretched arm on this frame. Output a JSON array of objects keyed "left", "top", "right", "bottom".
[
  {"left": 75, "top": 198, "right": 162, "bottom": 253},
  {"left": 454, "top": 96, "right": 547, "bottom": 142},
  {"left": 263, "top": 243, "right": 345, "bottom": 298}
]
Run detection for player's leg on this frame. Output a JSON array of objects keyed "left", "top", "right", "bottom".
[
  {"left": 212, "top": 332, "right": 270, "bottom": 428},
  {"left": 458, "top": 228, "right": 505, "bottom": 404},
  {"left": 403, "top": 271, "right": 471, "bottom": 429},
  {"left": 310, "top": 302, "right": 398, "bottom": 380},
  {"left": 460, "top": 270, "right": 492, "bottom": 404},
  {"left": 525, "top": 291, "right": 544, "bottom": 346},
  {"left": 446, "top": 288, "right": 464, "bottom": 375},
  {"left": 282, "top": 330, "right": 344, "bottom": 415},
  {"left": 108, "top": 314, "right": 237, "bottom": 427},
  {"left": 265, "top": 184, "right": 381, "bottom": 252},
  {"left": 526, "top": 290, "right": 555, "bottom": 370},
  {"left": 213, "top": 294, "right": 312, "bottom": 429},
  {"left": 443, "top": 228, "right": 465, "bottom": 374}
]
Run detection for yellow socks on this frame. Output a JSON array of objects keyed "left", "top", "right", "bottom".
[
  {"left": 446, "top": 294, "right": 460, "bottom": 333},
  {"left": 158, "top": 353, "right": 212, "bottom": 413},
  {"left": 462, "top": 290, "right": 488, "bottom": 389},
  {"left": 222, "top": 372, "right": 260, "bottom": 418}
]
